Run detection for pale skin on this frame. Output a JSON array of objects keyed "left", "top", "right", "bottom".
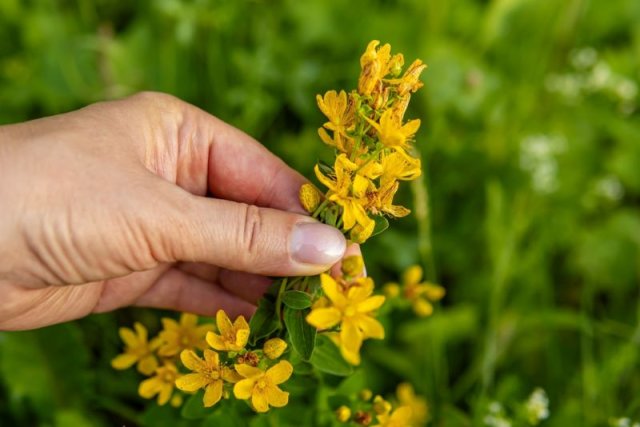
[{"left": 0, "top": 92, "right": 356, "bottom": 331}]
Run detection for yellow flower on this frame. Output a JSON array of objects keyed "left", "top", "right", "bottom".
[
  {"left": 263, "top": 338, "right": 288, "bottom": 360},
  {"left": 314, "top": 154, "right": 374, "bottom": 233},
  {"left": 316, "top": 90, "right": 354, "bottom": 135},
  {"left": 379, "top": 151, "right": 421, "bottom": 187},
  {"left": 373, "top": 395, "right": 393, "bottom": 415},
  {"left": 336, "top": 405, "right": 352, "bottom": 422},
  {"left": 402, "top": 265, "right": 445, "bottom": 317},
  {"left": 206, "top": 310, "right": 250, "bottom": 352},
  {"left": 157, "top": 313, "right": 214, "bottom": 357},
  {"left": 373, "top": 405, "right": 414, "bottom": 427},
  {"left": 306, "top": 274, "right": 385, "bottom": 365},
  {"left": 358, "top": 40, "right": 403, "bottom": 97},
  {"left": 138, "top": 362, "right": 180, "bottom": 406},
  {"left": 233, "top": 360, "right": 293, "bottom": 413},
  {"left": 111, "top": 322, "right": 160, "bottom": 375},
  {"left": 341, "top": 255, "right": 365, "bottom": 278},
  {"left": 387, "top": 59, "right": 428, "bottom": 96},
  {"left": 368, "top": 181, "right": 411, "bottom": 218},
  {"left": 365, "top": 109, "right": 420, "bottom": 154},
  {"left": 175, "top": 349, "right": 234, "bottom": 407},
  {"left": 397, "top": 383, "right": 429, "bottom": 426}
]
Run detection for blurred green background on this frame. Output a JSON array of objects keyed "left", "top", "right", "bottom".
[{"left": 1, "top": 0, "right": 639, "bottom": 426}]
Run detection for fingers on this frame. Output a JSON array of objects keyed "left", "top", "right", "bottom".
[
  {"left": 149, "top": 184, "right": 347, "bottom": 277},
  {"left": 133, "top": 269, "right": 256, "bottom": 319}
]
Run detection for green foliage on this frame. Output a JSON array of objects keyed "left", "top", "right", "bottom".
[{"left": 1, "top": 0, "right": 640, "bottom": 426}]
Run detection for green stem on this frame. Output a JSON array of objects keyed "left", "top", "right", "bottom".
[
  {"left": 312, "top": 198, "right": 331, "bottom": 219},
  {"left": 410, "top": 151, "right": 437, "bottom": 281},
  {"left": 275, "top": 278, "right": 288, "bottom": 328}
]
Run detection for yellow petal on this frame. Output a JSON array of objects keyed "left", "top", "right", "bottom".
[
  {"left": 340, "top": 344, "right": 361, "bottom": 366},
  {"left": 403, "top": 265, "right": 423, "bottom": 286},
  {"left": 118, "top": 327, "right": 138, "bottom": 348},
  {"left": 111, "top": 353, "right": 138, "bottom": 370},
  {"left": 180, "top": 349, "right": 204, "bottom": 372},
  {"left": 233, "top": 378, "right": 255, "bottom": 400},
  {"left": 341, "top": 201, "right": 357, "bottom": 230},
  {"left": 133, "top": 323, "right": 148, "bottom": 343},
  {"left": 161, "top": 317, "right": 179, "bottom": 332},
  {"left": 320, "top": 274, "right": 345, "bottom": 305},
  {"left": 216, "top": 310, "right": 233, "bottom": 335},
  {"left": 234, "top": 328, "right": 250, "bottom": 350},
  {"left": 423, "top": 284, "right": 446, "bottom": 301},
  {"left": 401, "top": 119, "right": 421, "bottom": 137},
  {"left": 157, "top": 384, "right": 172, "bottom": 406},
  {"left": 306, "top": 308, "right": 342, "bottom": 330},
  {"left": 137, "top": 355, "right": 158, "bottom": 376},
  {"left": 175, "top": 373, "right": 208, "bottom": 392},
  {"left": 252, "top": 390, "right": 269, "bottom": 413},
  {"left": 357, "top": 295, "right": 386, "bottom": 313},
  {"left": 340, "top": 318, "right": 363, "bottom": 358},
  {"left": 206, "top": 332, "right": 226, "bottom": 351},
  {"left": 235, "top": 364, "right": 263, "bottom": 379},
  {"left": 266, "top": 385, "right": 289, "bottom": 408},
  {"left": 203, "top": 380, "right": 223, "bottom": 407},
  {"left": 180, "top": 313, "right": 198, "bottom": 328},
  {"left": 314, "top": 164, "right": 337, "bottom": 193},
  {"left": 347, "top": 278, "right": 374, "bottom": 301},
  {"left": 357, "top": 315, "right": 385, "bottom": 340},
  {"left": 203, "top": 349, "right": 220, "bottom": 367},
  {"left": 265, "top": 360, "right": 293, "bottom": 385},
  {"left": 352, "top": 174, "right": 370, "bottom": 198},
  {"left": 138, "top": 377, "right": 160, "bottom": 399}
]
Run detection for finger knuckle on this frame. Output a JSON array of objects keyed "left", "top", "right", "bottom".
[{"left": 237, "top": 204, "right": 264, "bottom": 259}]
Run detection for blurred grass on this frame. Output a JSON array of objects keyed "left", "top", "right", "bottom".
[{"left": 1, "top": 0, "right": 640, "bottom": 426}]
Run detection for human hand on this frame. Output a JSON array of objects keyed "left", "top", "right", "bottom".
[{"left": 0, "top": 92, "right": 349, "bottom": 330}]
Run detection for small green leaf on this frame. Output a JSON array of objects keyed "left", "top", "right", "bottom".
[
  {"left": 371, "top": 215, "right": 389, "bottom": 237},
  {"left": 282, "top": 291, "right": 312, "bottom": 309},
  {"left": 249, "top": 298, "right": 279, "bottom": 345},
  {"left": 180, "top": 390, "right": 210, "bottom": 420},
  {"left": 310, "top": 334, "right": 353, "bottom": 376},
  {"left": 283, "top": 307, "right": 316, "bottom": 361}
]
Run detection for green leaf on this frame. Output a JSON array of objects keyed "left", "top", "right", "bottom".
[
  {"left": 283, "top": 307, "right": 316, "bottom": 361},
  {"left": 249, "top": 298, "right": 279, "bottom": 346},
  {"left": 180, "top": 390, "right": 210, "bottom": 420},
  {"left": 282, "top": 291, "right": 312, "bottom": 309},
  {"left": 371, "top": 215, "right": 389, "bottom": 237},
  {"left": 310, "top": 334, "right": 353, "bottom": 376}
]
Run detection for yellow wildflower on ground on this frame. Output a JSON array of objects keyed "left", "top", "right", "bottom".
[
  {"left": 373, "top": 405, "right": 414, "bottom": 427},
  {"left": 233, "top": 360, "right": 293, "bottom": 413},
  {"left": 306, "top": 274, "right": 385, "bottom": 365},
  {"left": 157, "top": 313, "right": 214, "bottom": 357},
  {"left": 111, "top": 322, "right": 161, "bottom": 375},
  {"left": 387, "top": 59, "right": 428, "bottom": 96},
  {"left": 396, "top": 383, "right": 429, "bottom": 426},
  {"left": 379, "top": 151, "right": 421, "bottom": 187},
  {"left": 206, "top": 310, "right": 250, "bottom": 352},
  {"left": 402, "top": 265, "right": 445, "bottom": 317},
  {"left": 138, "top": 362, "right": 180, "bottom": 406},
  {"left": 175, "top": 349, "right": 236, "bottom": 407}
]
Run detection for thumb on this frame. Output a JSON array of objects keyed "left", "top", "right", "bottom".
[{"left": 150, "top": 189, "right": 347, "bottom": 276}]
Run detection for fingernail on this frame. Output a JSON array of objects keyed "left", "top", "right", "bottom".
[{"left": 290, "top": 222, "right": 346, "bottom": 265}]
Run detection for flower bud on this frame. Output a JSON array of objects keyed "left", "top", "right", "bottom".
[
  {"left": 359, "top": 388, "right": 373, "bottom": 401},
  {"left": 263, "top": 338, "right": 288, "bottom": 360},
  {"left": 335, "top": 405, "right": 352, "bottom": 422},
  {"left": 373, "top": 395, "right": 392, "bottom": 415},
  {"left": 383, "top": 283, "right": 401, "bottom": 298},
  {"left": 299, "top": 183, "right": 322, "bottom": 213},
  {"left": 342, "top": 255, "right": 365, "bottom": 277}
]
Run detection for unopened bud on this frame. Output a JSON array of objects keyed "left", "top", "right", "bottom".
[
  {"left": 383, "top": 283, "right": 401, "bottom": 298},
  {"left": 263, "top": 338, "right": 288, "bottom": 360},
  {"left": 299, "top": 183, "right": 322, "bottom": 213},
  {"left": 335, "top": 405, "right": 352, "bottom": 422},
  {"left": 373, "top": 395, "right": 392, "bottom": 415},
  {"left": 342, "top": 255, "right": 365, "bottom": 277},
  {"left": 359, "top": 388, "right": 373, "bottom": 401}
]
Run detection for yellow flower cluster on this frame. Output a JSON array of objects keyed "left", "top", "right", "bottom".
[
  {"left": 384, "top": 264, "right": 445, "bottom": 317},
  {"left": 335, "top": 383, "right": 429, "bottom": 427},
  {"left": 306, "top": 256, "right": 385, "bottom": 365},
  {"left": 112, "top": 311, "right": 292, "bottom": 413},
  {"left": 307, "top": 40, "right": 426, "bottom": 243}
]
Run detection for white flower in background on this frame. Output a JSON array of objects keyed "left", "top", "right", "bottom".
[
  {"left": 519, "top": 134, "right": 566, "bottom": 194},
  {"left": 570, "top": 47, "right": 598, "bottom": 70},
  {"left": 525, "top": 388, "right": 549, "bottom": 425},
  {"left": 595, "top": 176, "right": 624, "bottom": 202},
  {"left": 609, "top": 417, "right": 640, "bottom": 427},
  {"left": 484, "top": 401, "right": 512, "bottom": 427}
]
